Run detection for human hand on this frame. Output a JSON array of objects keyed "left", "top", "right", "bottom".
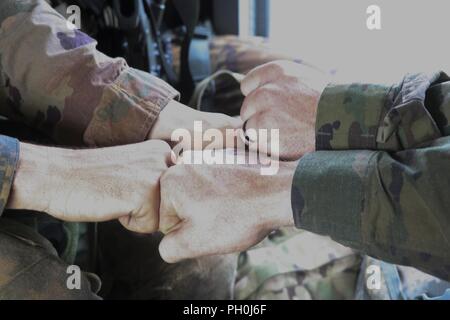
[
  {"left": 8, "top": 140, "right": 173, "bottom": 233},
  {"left": 149, "top": 100, "right": 242, "bottom": 150},
  {"left": 158, "top": 150, "right": 296, "bottom": 263},
  {"left": 240, "top": 60, "right": 329, "bottom": 160}
]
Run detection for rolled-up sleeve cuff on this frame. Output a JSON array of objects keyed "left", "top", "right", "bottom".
[
  {"left": 291, "top": 150, "right": 376, "bottom": 249},
  {"left": 316, "top": 72, "right": 448, "bottom": 151},
  {"left": 0, "top": 135, "right": 19, "bottom": 217},
  {"left": 83, "top": 67, "right": 180, "bottom": 147}
]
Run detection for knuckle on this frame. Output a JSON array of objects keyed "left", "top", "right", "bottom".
[
  {"left": 134, "top": 209, "right": 159, "bottom": 233},
  {"left": 253, "top": 86, "right": 273, "bottom": 103},
  {"left": 132, "top": 226, "right": 148, "bottom": 234},
  {"left": 247, "top": 113, "right": 264, "bottom": 131},
  {"left": 145, "top": 139, "right": 171, "bottom": 153},
  {"left": 240, "top": 80, "right": 250, "bottom": 95},
  {"left": 247, "top": 110, "right": 275, "bottom": 131},
  {"left": 159, "top": 248, "right": 176, "bottom": 264},
  {"left": 274, "top": 59, "right": 292, "bottom": 70},
  {"left": 266, "top": 61, "right": 285, "bottom": 77},
  {"left": 240, "top": 75, "right": 254, "bottom": 96},
  {"left": 155, "top": 140, "right": 172, "bottom": 153},
  {"left": 145, "top": 219, "right": 159, "bottom": 233},
  {"left": 240, "top": 97, "right": 256, "bottom": 118},
  {"left": 258, "top": 112, "right": 275, "bottom": 129}
]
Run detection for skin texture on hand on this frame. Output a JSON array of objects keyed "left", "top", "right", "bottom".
[
  {"left": 149, "top": 100, "right": 242, "bottom": 149},
  {"left": 240, "top": 60, "right": 329, "bottom": 160},
  {"left": 7, "top": 140, "right": 173, "bottom": 233},
  {"left": 158, "top": 150, "right": 296, "bottom": 263}
]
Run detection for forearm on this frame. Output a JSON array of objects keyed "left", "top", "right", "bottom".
[
  {"left": 6, "top": 142, "right": 99, "bottom": 215},
  {"left": 6, "top": 139, "right": 171, "bottom": 232},
  {"left": 0, "top": 0, "right": 178, "bottom": 147},
  {"left": 7, "top": 142, "right": 61, "bottom": 213}
]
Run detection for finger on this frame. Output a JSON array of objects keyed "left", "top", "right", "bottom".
[
  {"left": 240, "top": 84, "right": 278, "bottom": 121},
  {"left": 173, "top": 129, "right": 243, "bottom": 154},
  {"left": 241, "top": 61, "right": 284, "bottom": 96},
  {"left": 243, "top": 112, "right": 268, "bottom": 155},
  {"left": 199, "top": 120, "right": 242, "bottom": 151},
  {"left": 153, "top": 139, "right": 174, "bottom": 166},
  {"left": 158, "top": 168, "right": 183, "bottom": 233},
  {"left": 159, "top": 223, "right": 200, "bottom": 263},
  {"left": 240, "top": 91, "right": 260, "bottom": 122},
  {"left": 159, "top": 197, "right": 182, "bottom": 234},
  {"left": 159, "top": 220, "right": 250, "bottom": 263},
  {"left": 119, "top": 215, "right": 145, "bottom": 233},
  {"left": 144, "top": 139, "right": 175, "bottom": 167},
  {"left": 119, "top": 190, "right": 160, "bottom": 234},
  {"left": 244, "top": 111, "right": 285, "bottom": 159},
  {"left": 118, "top": 212, "right": 158, "bottom": 234},
  {"left": 166, "top": 149, "right": 177, "bottom": 167}
]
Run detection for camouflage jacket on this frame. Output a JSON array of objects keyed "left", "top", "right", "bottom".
[
  {"left": 292, "top": 72, "right": 450, "bottom": 281},
  {"left": 0, "top": 0, "right": 179, "bottom": 215}
]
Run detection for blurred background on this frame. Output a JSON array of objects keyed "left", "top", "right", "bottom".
[{"left": 236, "top": 0, "right": 450, "bottom": 83}]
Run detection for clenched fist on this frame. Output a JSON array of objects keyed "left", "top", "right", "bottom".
[
  {"left": 240, "top": 60, "right": 329, "bottom": 160},
  {"left": 158, "top": 150, "right": 296, "bottom": 263},
  {"left": 8, "top": 140, "right": 173, "bottom": 233}
]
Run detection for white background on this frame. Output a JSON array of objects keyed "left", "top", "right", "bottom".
[{"left": 267, "top": 0, "right": 450, "bottom": 83}]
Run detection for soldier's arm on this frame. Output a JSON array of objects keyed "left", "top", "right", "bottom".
[
  {"left": 292, "top": 72, "right": 450, "bottom": 280},
  {"left": 0, "top": 0, "right": 179, "bottom": 147}
]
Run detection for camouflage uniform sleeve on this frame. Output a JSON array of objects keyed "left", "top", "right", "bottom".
[
  {"left": 0, "top": 135, "right": 18, "bottom": 216},
  {"left": 0, "top": 0, "right": 179, "bottom": 147},
  {"left": 316, "top": 72, "right": 449, "bottom": 151},
  {"left": 292, "top": 72, "right": 450, "bottom": 280}
]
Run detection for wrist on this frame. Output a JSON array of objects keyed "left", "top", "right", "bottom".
[
  {"left": 261, "top": 162, "right": 297, "bottom": 230},
  {"left": 148, "top": 99, "right": 241, "bottom": 142},
  {"left": 148, "top": 99, "right": 185, "bottom": 140},
  {"left": 7, "top": 143, "right": 71, "bottom": 213}
]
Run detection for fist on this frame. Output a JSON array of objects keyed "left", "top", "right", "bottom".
[
  {"left": 158, "top": 150, "right": 296, "bottom": 263},
  {"left": 240, "top": 60, "right": 329, "bottom": 160}
]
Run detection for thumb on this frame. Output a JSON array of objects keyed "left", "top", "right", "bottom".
[{"left": 159, "top": 223, "right": 198, "bottom": 263}]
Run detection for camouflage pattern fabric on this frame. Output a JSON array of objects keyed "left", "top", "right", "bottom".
[
  {"left": 0, "top": 218, "right": 101, "bottom": 299},
  {"left": 396, "top": 264, "right": 450, "bottom": 299},
  {"left": 292, "top": 72, "right": 450, "bottom": 282},
  {"left": 234, "top": 228, "right": 361, "bottom": 300},
  {"left": 0, "top": 0, "right": 179, "bottom": 147},
  {"left": 0, "top": 135, "right": 18, "bottom": 217},
  {"left": 315, "top": 72, "right": 448, "bottom": 151},
  {"left": 242, "top": 254, "right": 361, "bottom": 300}
]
